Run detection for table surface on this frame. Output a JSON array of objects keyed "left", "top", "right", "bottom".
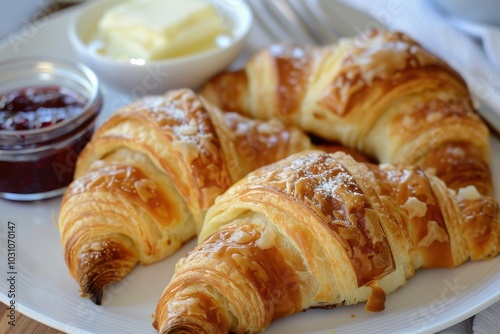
[{"left": 0, "top": 302, "right": 63, "bottom": 334}]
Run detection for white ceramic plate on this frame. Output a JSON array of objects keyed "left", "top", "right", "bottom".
[{"left": 1, "top": 4, "right": 500, "bottom": 334}]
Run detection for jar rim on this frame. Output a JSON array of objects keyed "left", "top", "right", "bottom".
[{"left": 0, "top": 56, "right": 103, "bottom": 148}]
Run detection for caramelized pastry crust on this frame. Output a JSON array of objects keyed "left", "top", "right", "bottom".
[
  {"left": 201, "top": 29, "right": 492, "bottom": 195},
  {"left": 58, "top": 89, "right": 359, "bottom": 304},
  {"left": 154, "top": 151, "right": 500, "bottom": 334}
]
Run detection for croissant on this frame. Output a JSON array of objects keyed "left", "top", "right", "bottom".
[
  {"left": 153, "top": 151, "right": 500, "bottom": 334},
  {"left": 200, "top": 29, "right": 493, "bottom": 196},
  {"left": 58, "top": 88, "right": 363, "bottom": 305}
]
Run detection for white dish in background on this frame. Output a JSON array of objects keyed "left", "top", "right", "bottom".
[
  {"left": 1, "top": 5, "right": 500, "bottom": 334},
  {"left": 68, "top": 0, "right": 253, "bottom": 94}
]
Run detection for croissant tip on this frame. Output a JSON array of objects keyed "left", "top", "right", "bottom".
[
  {"left": 72, "top": 237, "right": 139, "bottom": 306},
  {"left": 90, "top": 293, "right": 103, "bottom": 306},
  {"left": 84, "top": 283, "right": 104, "bottom": 305}
]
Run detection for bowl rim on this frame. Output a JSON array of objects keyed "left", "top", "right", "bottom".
[{"left": 68, "top": 0, "right": 254, "bottom": 67}]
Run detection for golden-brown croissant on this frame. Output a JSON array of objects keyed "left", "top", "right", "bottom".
[
  {"left": 153, "top": 151, "right": 500, "bottom": 334},
  {"left": 58, "top": 89, "right": 361, "bottom": 305},
  {"left": 200, "top": 29, "right": 493, "bottom": 195}
]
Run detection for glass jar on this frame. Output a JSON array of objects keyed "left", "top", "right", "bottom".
[{"left": 0, "top": 57, "right": 102, "bottom": 201}]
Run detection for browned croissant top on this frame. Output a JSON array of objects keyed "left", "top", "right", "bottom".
[
  {"left": 200, "top": 29, "right": 492, "bottom": 195},
  {"left": 154, "top": 151, "right": 499, "bottom": 334},
  {"left": 76, "top": 89, "right": 233, "bottom": 211},
  {"left": 243, "top": 152, "right": 395, "bottom": 287},
  {"left": 316, "top": 31, "right": 467, "bottom": 118},
  {"left": 204, "top": 30, "right": 470, "bottom": 121},
  {"left": 59, "top": 89, "right": 327, "bottom": 304},
  {"left": 66, "top": 163, "right": 175, "bottom": 228}
]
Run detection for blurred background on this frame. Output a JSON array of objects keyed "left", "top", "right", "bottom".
[{"left": 0, "top": 0, "right": 83, "bottom": 40}]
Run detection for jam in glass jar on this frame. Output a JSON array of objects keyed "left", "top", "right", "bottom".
[{"left": 0, "top": 58, "right": 102, "bottom": 201}]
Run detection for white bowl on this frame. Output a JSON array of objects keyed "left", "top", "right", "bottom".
[{"left": 68, "top": 0, "right": 253, "bottom": 95}]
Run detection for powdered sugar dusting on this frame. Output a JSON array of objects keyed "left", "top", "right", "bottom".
[
  {"left": 121, "top": 90, "right": 231, "bottom": 200},
  {"left": 258, "top": 152, "right": 365, "bottom": 213},
  {"left": 135, "top": 91, "right": 217, "bottom": 156},
  {"left": 316, "top": 168, "right": 358, "bottom": 202},
  {"left": 243, "top": 151, "right": 394, "bottom": 286}
]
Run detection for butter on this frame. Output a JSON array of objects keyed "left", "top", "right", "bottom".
[{"left": 97, "top": 0, "right": 230, "bottom": 61}]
